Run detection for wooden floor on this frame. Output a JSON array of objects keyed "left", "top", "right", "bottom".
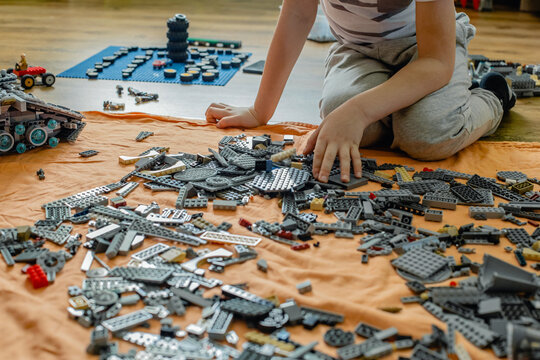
[{"left": 1, "top": 0, "right": 539, "bottom": 141}]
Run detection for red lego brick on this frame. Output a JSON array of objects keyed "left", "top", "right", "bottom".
[
  {"left": 238, "top": 218, "right": 252, "bottom": 228},
  {"left": 27, "top": 264, "right": 48, "bottom": 289},
  {"left": 291, "top": 243, "right": 310, "bottom": 251},
  {"left": 369, "top": 193, "right": 376, "bottom": 200},
  {"left": 277, "top": 230, "right": 293, "bottom": 240}
]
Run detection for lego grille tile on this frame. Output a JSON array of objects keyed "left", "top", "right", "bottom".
[
  {"left": 57, "top": 46, "right": 252, "bottom": 86},
  {"left": 1, "top": 111, "right": 540, "bottom": 360}
]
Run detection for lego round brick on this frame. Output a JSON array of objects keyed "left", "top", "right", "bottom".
[
  {"left": 202, "top": 72, "right": 215, "bottom": 82},
  {"left": 324, "top": 328, "right": 354, "bottom": 347},
  {"left": 179, "top": 72, "right": 192, "bottom": 82},
  {"left": 221, "top": 61, "right": 231, "bottom": 69},
  {"left": 93, "top": 290, "right": 119, "bottom": 306},
  {"left": 163, "top": 69, "right": 177, "bottom": 78}
]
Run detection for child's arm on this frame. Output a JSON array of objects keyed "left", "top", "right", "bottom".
[
  {"left": 304, "top": 0, "right": 456, "bottom": 183},
  {"left": 206, "top": 0, "right": 318, "bottom": 128}
]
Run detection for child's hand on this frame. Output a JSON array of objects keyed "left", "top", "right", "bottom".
[
  {"left": 303, "top": 104, "right": 367, "bottom": 183},
  {"left": 205, "top": 103, "right": 265, "bottom": 128}
]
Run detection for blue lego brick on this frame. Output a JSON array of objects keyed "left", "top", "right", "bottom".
[{"left": 57, "top": 46, "right": 251, "bottom": 86}]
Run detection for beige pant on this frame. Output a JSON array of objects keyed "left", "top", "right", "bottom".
[{"left": 319, "top": 13, "right": 503, "bottom": 161}]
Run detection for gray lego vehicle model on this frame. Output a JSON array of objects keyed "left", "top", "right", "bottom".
[{"left": 0, "top": 69, "right": 85, "bottom": 155}]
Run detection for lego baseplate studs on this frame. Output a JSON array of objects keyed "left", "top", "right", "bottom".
[{"left": 251, "top": 168, "right": 310, "bottom": 193}]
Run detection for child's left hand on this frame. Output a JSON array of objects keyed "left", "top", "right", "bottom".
[{"left": 303, "top": 103, "right": 368, "bottom": 183}]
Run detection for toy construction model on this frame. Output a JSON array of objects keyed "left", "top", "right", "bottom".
[
  {"left": 470, "top": 55, "right": 540, "bottom": 98},
  {"left": 0, "top": 70, "right": 85, "bottom": 154},
  {"left": 7, "top": 53, "right": 56, "bottom": 90},
  {"left": 1, "top": 133, "right": 539, "bottom": 359}
]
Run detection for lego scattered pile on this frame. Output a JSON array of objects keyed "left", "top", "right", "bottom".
[
  {"left": 470, "top": 55, "right": 540, "bottom": 98},
  {"left": 1, "top": 132, "right": 539, "bottom": 359}
]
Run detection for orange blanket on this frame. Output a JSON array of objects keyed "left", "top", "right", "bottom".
[{"left": 0, "top": 112, "right": 539, "bottom": 360}]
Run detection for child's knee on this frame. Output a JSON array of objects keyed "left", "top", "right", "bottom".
[{"left": 319, "top": 89, "right": 357, "bottom": 118}]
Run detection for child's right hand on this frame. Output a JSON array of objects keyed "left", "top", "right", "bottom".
[{"left": 205, "top": 103, "right": 265, "bottom": 128}]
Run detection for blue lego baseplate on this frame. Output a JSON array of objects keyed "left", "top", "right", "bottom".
[{"left": 57, "top": 46, "right": 251, "bottom": 86}]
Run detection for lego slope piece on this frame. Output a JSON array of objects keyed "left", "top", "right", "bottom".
[{"left": 57, "top": 46, "right": 251, "bottom": 86}]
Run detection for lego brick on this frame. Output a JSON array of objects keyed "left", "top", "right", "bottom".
[
  {"left": 32, "top": 224, "right": 73, "bottom": 245},
  {"left": 169, "top": 287, "right": 213, "bottom": 308},
  {"left": 208, "top": 309, "right": 234, "bottom": 341},
  {"left": 116, "top": 182, "right": 139, "bottom": 197},
  {"left": 297, "top": 280, "right": 312, "bottom": 294},
  {"left": 422, "top": 194, "right": 457, "bottom": 210},
  {"left": 79, "top": 150, "right": 99, "bottom": 158},
  {"left": 183, "top": 198, "right": 208, "bottom": 209},
  {"left": 398, "top": 180, "right": 447, "bottom": 195},
  {"left": 85, "top": 224, "right": 122, "bottom": 240},
  {"left": 213, "top": 199, "right": 237, "bottom": 211},
  {"left": 101, "top": 310, "right": 153, "bottom": 333},
  {"left": 105, "top": 231, "right": 125, "bottom": 259},
  {"left": 200, "top": 231, "right": 261, "bottom": 246},
  {"left": 135, "top": 131, "right": 154, "bottom": 141},
  {"left": 109, "top": 266, "right": 174, "bottom": 284},
  {"left": 323, "top": 328, "right": 354, "bottom": 347},
  {"left": 425, "top": 209, "right": 443, "bottom": 222},
  {"left": 300, "top": 306, "right": 344, "bottom": 326},
  {"left": 328, "top": 174, "right": 368, "bottom": 190},
  {"left": 131, "top": 243, "right": 170, "bottom": 261},
  {"left": 45, "top": 205, "right": 71, "bottom": 221},
  {"left": 468, "top": 206, "right": 505, "bottom": 219},
  {"left": 221, "top": 284, "right": 274, "bottom": 306},
  {"left": 129, "top": 219, "right": 203, "bottom": 246},
  {"left": 251, "top": 168, "right": 310, "bottom": 193},
  {"left": 337, "top": 339, "right": 385, "bottom": 360},
  {"left": 221, "top": 298, "right": 274, "bottom": 318},
  {"left": 467, "top": 174, "right": 524, "bottom": 201},
  {"left": 391, "top": 249, "right": 449, "bottom": 280}
]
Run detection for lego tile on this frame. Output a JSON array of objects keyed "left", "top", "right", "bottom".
[
  {"left": 101, "top": 310, "right": 153, "bottom": 333},
  {"left": 200, "top": 231, "right": 261, "bottom": 246}
]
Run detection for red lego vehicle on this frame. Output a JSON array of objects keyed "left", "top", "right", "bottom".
[
  {"left": 8, "top": 62, "right": 56, "bottom": 90},
  {"left": 153, "top": 60, "right": 167, "bottom": 69}
]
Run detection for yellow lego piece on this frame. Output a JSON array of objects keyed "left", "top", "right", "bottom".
[
  {"left": 438, "top": 225, "right": 459, "bottom": 237},
  {"left": 141, "top": 161, "right": 186, "bottom": 177},
  {"left": 160, "top": 248, "right": 186, "bottom": 263},
  {"left": 118, "top": 150, "right": 161, "bottom": 165},
  {"left": 16, "top": 225, "right": 31, "bottom": 241},
  {"left": 310, "top": 198, "right": 325, "bottom": 211},
  {"left": 510, "top": 181, "right": 533, "bottom": 195},
  {"left": 192, "top": 218, "right": 214, "bottom": 230},
  {"left": 523, "top": 248, "right": 540, "bottom": 261},
  {"left": 245, "top": 331, "right": 295, "bottom": 352},
  {"left": 532, "top": 240, "right": 540, "bottom": 252},
  {"left": 395, "top": 167, "right": 413, "bottom": 182},
  {"left": 69, "top": 295, "right": 89, "bottom": 310},
  {"left": 270, "top": 148, "right": 296, "bottom": 162},
  {"left": 265, "top": 295, "right": 280, "bottom": 307},
  {"left": 373, "top": 170, "right": 393, "bottom": 180},
  {"left": 254, "top": 143, "right": 267, "bottom": 150},
  {"left": 291, "top": 162, "right": 302, "bottom": 169}
]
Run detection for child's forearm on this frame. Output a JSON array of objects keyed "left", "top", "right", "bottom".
[
  {"left": 254, "top": 0, "right": 318, "bottom": 123},
  {"left": 346, "top": 57, "right": 455, "bottom": 126}
]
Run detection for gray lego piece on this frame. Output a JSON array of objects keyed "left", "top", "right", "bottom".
[
  {"left": 478, "top": 254, "right": 538, "bottom": 293},
  {"left": 36, "top": 251, "right": 66, "bottom": 282},
  {"left": 213, "top": 199, "right": 237, "bottom": 211},
  {"left": 45, "top": 205, "right": 71, "bottom": 221},
  {"left": 116, "top": 182, "right": 139, "bottom": 197},
  {"left": 173, "top": 167, "right": 218, "bottom": 182},
  {"left": 101, "top": 310, "right": 152, "bottom": 333},
  {"left": 135, "top": 131, "right": 154, "bottom": 141},
  {"left": 468, "top": 206, "right": 505, "bottom": 219},
  {"left": 105, "top": 231, "right": 125, "bottom": 259},
  {"left": 251, "top": 168, "right": 310, "bottom": 193},
  {"left": 425, "top": 209, "right": 443, "bottom": 222},
  {"left": 32, "top": 224, "right": 73, "bottom": 245},
  {"left": 129, "top": 219, "right": 202, "bottom": 246},
  {"left": 131, "top": 243, "right": 170, "bottom": 261},
  {"left": 391, "top": 249, "right": 449, "bottom": 280},
  {"left": 257, "top": 259, "right": 268, "bottom": 273},
  {"left": 183, "top": 198, "right": 209, "bottom": 209},
  {"left": 422, "top": 194, "right": 457, "bottom": 210},
  {"left": 297, "top": 280, "right": 312, "bottom": 294},
  {"left": 109, "top": 266, "right": 174, "bottom": 284},
  {"left": 328, "top": 174, "right": 368, "bottom": 190},
  {"left": 207, "top": 309, "right": 233, "bottom": 341},
  {"left": 171, "top": 287, "right": 212, "bottom": 308},
  {"left": 118, "top": 230, "right": 137, "bottom": 255}
]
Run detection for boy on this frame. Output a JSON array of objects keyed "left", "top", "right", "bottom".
[{"left": 206, "top": 0, "right": 515, "bottom": 183}]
